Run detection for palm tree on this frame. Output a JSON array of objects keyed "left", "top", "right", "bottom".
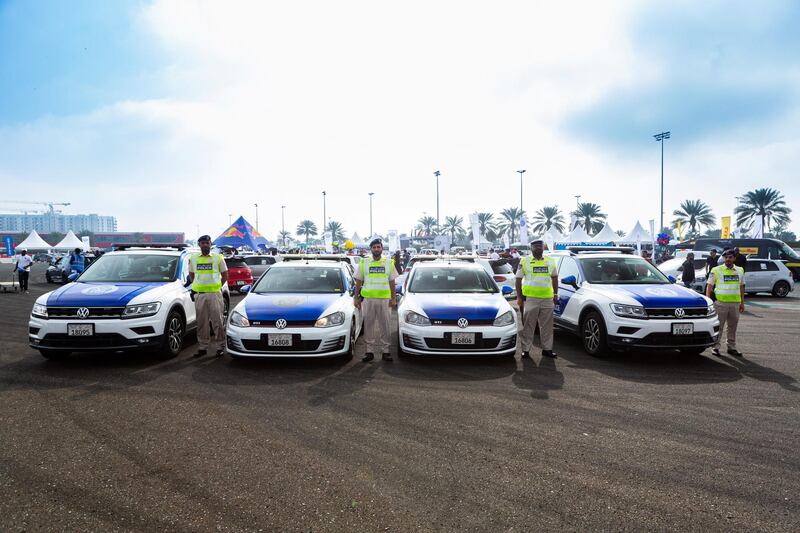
[
  {"left": 497, "top": 207, "right": 526, "bottom": 242},
  {"left": 570, "top": 202, "right": 607, "bottom": 235},
  {"left": 615, "top": 230, "right": 625, "bottom": 238},
  {"left": 734, "top": 188, "right": 792, "bottom": 233},
  {"left": 441, "top": 215, "right": 466, "bottom": 242},
  {"left": 325, "top": 220, "right": 346, "bottom": 242},
  {"left": 531, "top": 205, "right": 566, "bottom": 234},
  {"left": 671, "top": 199, "right": 716, "bottom": 238},
  {"left": 416, "top": 215, "right": 437, "bottom": 236},
  {"left": 278, "top": 230, "right": 292, "bottom": 246},
  {"left": 296, "top": 220, "right": 318, "bottom": 245},
  {"left": 476, "top": 213, "right": 497, "bottom": 238}
]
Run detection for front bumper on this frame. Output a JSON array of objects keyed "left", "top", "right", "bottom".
[
  {"left": 399, "top": 322, "right": 517, "bottom": 355},
  {"left": 28, "top": 313, "right": 167, "bottom": 351},
  {"left": 225, "top": 322, "right": 350, "bottom": 357},
  {"left": 605, "top": 315, "right": 720, "bottom": 350}
]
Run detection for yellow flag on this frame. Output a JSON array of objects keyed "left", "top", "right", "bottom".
[
  {"left": 676, "top": 220, "right": 683, "bottom": 240},
  {"left": 721, "top": 216, "right": 731, "bottom": 239}
]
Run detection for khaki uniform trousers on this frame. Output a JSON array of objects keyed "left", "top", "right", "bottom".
[
  {"left": 519, "top": 297, "right": 555, "bottom": 352},
  {"left": 361, "top": 298, "right": 391, "bottom": 354},
  {"left": 714, "top": 301, "right": 740, "bottom": 351},
  {"left": 196, "top": 291, "right": 224, "bottom": 350}
]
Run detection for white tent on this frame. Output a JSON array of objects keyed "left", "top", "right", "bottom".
[
  {"left": 349, "top": 232, "right": 363, "bottom": 243},
  {"left": 589, "top": 223, "right": 619, "bottom": 244},
  {"left": 542, "top": 227, "right": 567, "bottom": 243},
  {"left": 620, "top": 221, "right": 653, "bottom": 244},
  {"left": 564, "top": 225, "right": 591, "bottom": 243},
  {"left": 53, "top": 230, "right": 87, "bottom": 251},
  {"left": 16, "top": 230, "right": 52, "bottom": 251}
]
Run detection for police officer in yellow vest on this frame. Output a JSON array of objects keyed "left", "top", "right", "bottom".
[
  {"left": 189, "top": 235, "right": 228, "bottom": 357},
  {"left": 515, "top": 239, "right": 559, "bottom": 359},
  {"left": 706, "top": 248, "right": 745, "bottom": 357},
  {"left": 354, "top": 238, "right": 398, "bottom": 362}
]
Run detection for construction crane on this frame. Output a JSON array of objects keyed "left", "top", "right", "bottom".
[{"left": 0, "top": 200, "right": 71, "bottom": 214}]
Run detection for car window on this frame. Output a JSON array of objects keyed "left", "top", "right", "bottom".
[
  {"left": 558, "top": 257, "right": 580, "bottom": 282},
  {"left": 409, "top": 267, "right": 497, "bottom": 293},
  {"left": 490, "top": 260, "right": 514, "bottom": 274},
  {"left": 244, "top": 257, "right": 265, "bottom": 265},
  {"left": 254, "top": 267, "right": 343, "bottom": 293},
  {"left": 579, "top": 256, "right": 670, "bottom": 284},
  {"left": 225, "top": 258, "right": 248, "bottom": 269},
  {"left": 766, "top": 261, "right": 780, "bottom": 272}
]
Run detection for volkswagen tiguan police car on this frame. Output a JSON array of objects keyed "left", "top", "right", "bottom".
[
  {"left": 28, "top": 244, "right": 226, "bottom": 359},
  {"left": 551, "top": 248, "right": 719, "bottom": 356}
]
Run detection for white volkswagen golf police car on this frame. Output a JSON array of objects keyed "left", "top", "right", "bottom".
[
  {"left": 28, "top": 244, "right": 217, "bottom": 359},
  {"left": 225, "top": 257, "right": 362, "bottom": 358},
  {"left": 397, "top": 260, "right": 517, "bottom": 356},
  {"left": 551, "top": 248, "right": 719, "bottom": 356}
]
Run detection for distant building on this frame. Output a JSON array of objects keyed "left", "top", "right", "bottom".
[
  {"left": 0, "top": 212, "right": 118, "bottom": 233},
  {"left": 0, "top": 231, "right": 185, "bottom": 250}
]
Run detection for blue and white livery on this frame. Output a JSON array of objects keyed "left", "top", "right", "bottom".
[
  {"left": 28, "top": 245, "right": 216, "bottom": 359},
  {"left": 550, "top": 249, "right": 719, "bottom": 356},
  {"left": 225, "top": 258, "right": 362, "bottom": 358},
  {"left": 397, "top": 260, "right": 518, "bottom": 356}
]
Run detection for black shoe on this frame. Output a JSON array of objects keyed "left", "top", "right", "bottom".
[
  {"left": 521, "top": 351, "right": 531, "bottom": 359},
  {"left": 382, "top": 353, "right": 393, "bottom": 362},
  {"left": 215, "top": 349, "right": 225, "bottom": 357},
  {"left": 711, "top": 348, "right": 722, "bottom": 357},
  {"left": 193, "top": 349, "right": 207, "bottom": 358},
  {"left": 362, "top": 352, "right": 374, "bottom": 362},
  {"left": 727, "top": 349, "right": 743, "bottom": 357},
  {"left": 542, "top": 350, "right": 558, "bottom": 358}
]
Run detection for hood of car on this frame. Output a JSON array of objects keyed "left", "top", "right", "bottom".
[
  {"left": 590, "top": 283, "right": 708, "bottom": 307},
  {"left": 409, "top": 293, "right": 503, "bottom": 320},
  {"left": 46, "top": 282, "right": 168, "bottom": 307},
  {"left": 243, "top": 293, "right": 342, "bottom": 321}
]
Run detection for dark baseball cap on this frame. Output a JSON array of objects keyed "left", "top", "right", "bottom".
[
  {"left": 722, "top": 248, "right": 735, "bottom": 257},
  {"left": 369, "top": 238, "right": 383, "bottom": 247},
  {"left": 198, "top": 235, "right": 212, "bottom": 242}
]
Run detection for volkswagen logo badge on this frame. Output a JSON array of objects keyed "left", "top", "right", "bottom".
[
  {"left": 457, "top": 317, "right": 469, "bottom": 329},
  {"left": 275, "top": 318, "right": 287, "bottom": 329},
  {"left": 76, "top": 307, "right": 90, "bottom": 319},
  {"left": 674, "top": 308, "right": 685, "bottom": 318}
]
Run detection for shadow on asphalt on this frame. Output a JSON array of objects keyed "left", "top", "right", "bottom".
[
  {"left": 511, "top": 354, "right": 564, "bottom": 400},
  {"left": 192, "top": 353, "right": 350, "bottom": 386},
  {"left": 382, "top": 353, "right": 517, "bottom": 382}
]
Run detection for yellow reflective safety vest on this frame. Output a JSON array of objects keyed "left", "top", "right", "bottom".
[
  {"left": 191, "top": 252, "right": 224, "bottom": 293},
  {"left": 711, "top": 265, "right": 743, "bottom": 303},
  {"left": 360, "top": 256, "right": 393, "bottom": 298},
  {"left": 520, "top": 255, "right": 557, "bottom": 299}
]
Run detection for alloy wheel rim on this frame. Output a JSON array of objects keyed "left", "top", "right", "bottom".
[
  {"left": 777, "top": 284, "right": 788, "bottom": 296},
  {"left": 168, "top": 317, "right": 182, "bottom": 352},
  {"left": 585, "top": 319, "right": 600, "bottom": 352}
]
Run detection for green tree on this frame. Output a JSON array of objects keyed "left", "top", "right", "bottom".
[
  {"left": 441, "top": 215, "right": 466, "bottom": 242},
  {"left": 615, "top": 230, "right": 625, "bottom": 238},
  {"left": 734, "top": 187, "right": 792, "bottom": 233},
  {"left": 277, "top": 230, "right": 292, "bottom": 246},
  {"left": 296, "top": 220, "right": 318, "bottom": 245},
  {"left": 476, "top": 213, "right": 497, "bottom": 238},
  {"left": 531, "top": 205, "right": 566, "bottom": 234},
  {"left": 671, "top": 199, "right": 716, "bottom": 238},
  {"left": 325, "top": 220, "right": 346, "bottom": 242},
  {"left": 497, "top": 207, "right": 526, "bottom": 242},
  {"left": 416, "top": 215, "right": 437, "bottom": 236},
  {"left": 570, "top": 202, "right": 607, "bottom": 235}
]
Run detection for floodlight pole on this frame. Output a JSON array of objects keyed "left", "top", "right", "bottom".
[
  {"left": 281, "top": 205, "right": 286, "bottom": 246},
  {"left": 322, "top": 191, "right": 327, "bottom": 235},
  {"left": 368, "top": 192, "right": 374, "bottom": 237},
  {"left": 254, "top": 203, "right": 259, "bottom": 231},
  {"left": 517, "top": 169, "right": 526, "bottom": 214},
  {"left": 653, "top": 131, "right": 670, "bottom": 232},
  {"left": 434, "top": 171, "right": 440, "bottom": 234}
]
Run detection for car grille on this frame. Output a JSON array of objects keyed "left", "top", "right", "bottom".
[
  {"left": 239, "top": 334, "right": 346, "bottom": 353},
  {"left": 429, "top": 319, "right": 495, "bottom": 326},
  {"left": 36, "top": 333, "right": 142, "bottom": 349},
  {"left": 645, "top": 307, "right": 709, "bottom": 319},
  {"left": 637, "top": 332, "right": 715, "bottom": 347},
  {"left": 248, "top": 319, "right": 317, "bottom": 327},
  {"left": 46, "top": 307, "right": 125, "bottom": 319},
  {"left": 424, "top": 333, "right": 501, "bottom": 350}
]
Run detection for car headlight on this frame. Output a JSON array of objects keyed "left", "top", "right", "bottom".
[
  {"left": 610, "top": 303, "right": 648, "bottom": 319},
  {"left": 707, "top": 303, "right": 716, "bottom": 317},
  {"left": 315, "top": 311, "right": 345, "bottom": 328},
  {"left": 404, "top": 311, "right": 431, "bottom": 326},
  {"left": 229, "top": 310, "right": 250, "bottom": 327},
  {"left": 32, "top": 303, "right": 48, "bottom": 318},
  {"left": 122, "top": 302, "right": 161, "bottom": 319},
  {"left": 493, "top": 310, "right": 514, "bottom": 326}
]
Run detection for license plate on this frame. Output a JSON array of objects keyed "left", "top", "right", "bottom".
[
  {"left": 672, "top": 323, "right": 694, "bottom": 336},
  {"left": 451, "top": 332, "right": 475, "bottom": 345},
  {"left": 268, "top": 334, "right": 293, "bottom": 347},
  {"left": 236, "top": 280, "right": 245, "bottom": 285},
  {"left": 67, "top": 323, "right": 94, "bottom": 336}
]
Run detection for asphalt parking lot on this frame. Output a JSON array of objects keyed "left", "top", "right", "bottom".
[{"left": 1, "top": 264, "right": 799, "bottom": 531}]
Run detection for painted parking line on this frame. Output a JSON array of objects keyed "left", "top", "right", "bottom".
[{"left": 745, "top": 300, "right": 800, "bottom": 311}]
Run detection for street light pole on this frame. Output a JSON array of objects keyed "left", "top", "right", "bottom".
[
  {"left": 575, "top": 195, "right": 581, "bottom": 207},
  {"left": 368, "top": 192, "right": 374, "bottom": 236},
  {"left": 322, "top": 191, "right": 327, "bottom": 235},
  {"left": 254, "top": 203, "right": 259, "bottom": 231},
  {"left": 433, "top": 170, "right": 440, "bottom": 234},
  {"left": 653, "top": 131, "right": 670, "bottom": 232},
  {"left": 228, "top": 213, "right": 232, "bottom": 225},
  {"left": 517, "top": 169, "right": 526, "bottom": 214},
  {"left": 281, "top": 205, "right": 286, "bottom": 247}
]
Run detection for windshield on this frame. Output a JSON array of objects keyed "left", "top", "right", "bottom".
[
  {"left": 254, "top": 267, "right": 343, "bottom": 293},
  {"left": 580, "top": 256, "right": 671, "bottom": 284},
  {"left": 490, "top": 260, "right": 514, "bottom": 274},
  {"left": 780, "top": 243, "right": 800, "bottom": 261},
  {"left": 78, "top": 254, "right": 179, "bottom": 282},
  {"left": 409, "top": 266, "right": 498, "bottom": 293}
]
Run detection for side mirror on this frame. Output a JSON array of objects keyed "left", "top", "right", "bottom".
[
  {"left": 183, "top": 278, "right": 192, "bottom": 288},
  {"left": 395, "top": 284, "right": 404, "bottom": 295},
  {"left": 560, "top": 275, "right": 578, "bottom": 289},
  {"left": 667, "top": 275, "right": 677, "bottom": 284},
  {"left": 501, "top": 285, "right": 513, "bottom": 295},
  {"left": 240, "top": 284, "right": 251, "bottom": 294},
  {"left": 67, "top": 272, "right": 79, "bottom": 282}
]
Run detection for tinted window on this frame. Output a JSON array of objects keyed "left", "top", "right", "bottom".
[
  {"left": 579, "top": 257, "right": 670, "bottom": 284},
  {"left": 243, "top": 256, "right": 275, "bottom": 266},
  {"left": 766, "top": 261, "right": 780, "bottom": 272},
  {"left": 254, "top": 267, "right": 343, "bottom": 293},
  {"left": 490, "top": 260, "right": 513, "bottom": 274},
  {"left": 409, "top": 267, "right": 497, "bottom": 293},
  {"left": 225, "top": 258, "right": 248, "bottom": 269},
  {"left": 79, "top": 254, "right": 179, "bottom": 282},
  {"left": 558, "top": 257, "right": 580, "bottom": 282}
]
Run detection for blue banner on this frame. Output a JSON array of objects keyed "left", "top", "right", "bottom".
[{"left": 3, "top": 236, "right": 13, "bottom": 256}]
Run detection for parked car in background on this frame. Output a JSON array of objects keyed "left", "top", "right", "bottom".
[
  {"left": 224, "top": 256, "right": 254, "bottom": 292},
  {"left": 682, "top": 238, "right": 800, "bottom": 281},
  {"left": 685, "top": 258, "right": 795, "bottom": 297},
  {"left": 46, "top": 254, "right": 97, "bottom": 284},
  {"left": 243, "top": 255, "right": 279, "bottom": 280}
]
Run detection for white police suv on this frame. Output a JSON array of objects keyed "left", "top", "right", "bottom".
[
  {"left": 552, "top": 248, "right": 719, "bottom": 356},
  {"left": 225, "top": 257, "right": 362, "bottom": 358},
  {"left": 28, "top": 244, "right": 221, "bottom": 359},
  {"left": 397, "top": 259, "right": 517, "bottom": 356}
]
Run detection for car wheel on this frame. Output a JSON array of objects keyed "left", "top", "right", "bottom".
[
  {"left": 581, "top": 311, "right": 608, "bottom": 357},
  {"left": 346, "top": 321, "right": 357, "bottom": 359},
  {"left": 223, "top": 294, "right": 230, "bottom": 321},
  {"left": 39, "top": 349, "right": 69, "bottom": 360},
  {"left": 772, "top": 280, "right": 790, "bottom": 298},
  {"left": 157, "top": 310, "right": 185, "bottom": 358},
  {"left": 396, "top": 337, "right": 408, "bottom": 358}
]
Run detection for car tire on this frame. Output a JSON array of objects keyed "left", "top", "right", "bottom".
[
  {"left": 223, "top": 294, "right": 230, "bottom": 321},
  {"left": 581, "top": 311, "right": 608, "bottom": 357},
  {"left": 157, "top": 310, "right": 185, "bottom": 359},
  {"left": 39, "top": 349, "right": 68, "bottom": 359},
  {"left": 345, "top": 321, "right": 357, "bottom": 359},
  {"left": 396, "top": 337, "right": 408, "bottom": 358},
  {"left": 772, "top": 280, "right": 790, "bottom": 298}
]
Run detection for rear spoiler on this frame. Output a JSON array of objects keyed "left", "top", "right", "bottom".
[
  {"left": 567, "top": 246, "right": 635, "bottom": 254},
  {"left": 111, "top": 243, "right": 189, "bottom": 251}
]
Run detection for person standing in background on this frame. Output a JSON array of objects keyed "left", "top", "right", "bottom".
[
  {"left": 13, "top": 249, "right": 32, "bottom": 294},
  {"left": 681, "top": 252, "right": 696, "bottom": 287}
]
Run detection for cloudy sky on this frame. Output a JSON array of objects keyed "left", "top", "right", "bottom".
[{"left": 1, "top": 0, "right": 798, "bottom": 241}]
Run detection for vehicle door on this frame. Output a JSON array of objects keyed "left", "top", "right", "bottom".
[
  {"left": 555, "top": 256, "right": 581, "bottom": 319},
  {"left": 744, "top": 260, "right": 769, "bottom": 292},
  {"left": 179, "top": 255, "right": 197, "bottom": 326},
  {"left": 344, "top": 267, "right": 362, "bottom": 335}
]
